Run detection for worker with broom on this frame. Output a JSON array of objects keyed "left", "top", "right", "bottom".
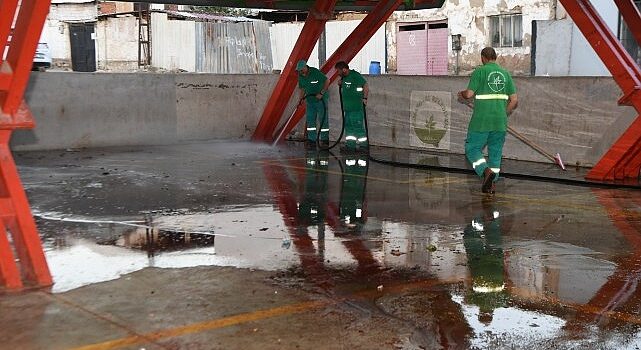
[{"left": 458, "top": 47, "right": 518, "bottom": 194}]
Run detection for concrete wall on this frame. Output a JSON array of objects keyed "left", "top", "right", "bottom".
[
  {"left": 13, "top": 72, "right": 277, "bottom": 150},
  {"left": 534, "top": 0, "right": 618, "bottom": 77},
  {"left": 13, "top": 72, "right": 636, "bottom": 168}
]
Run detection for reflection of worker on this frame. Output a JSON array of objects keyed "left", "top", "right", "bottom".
[
  {"left": 463, "top": 198, "right": 508, "bottom": 325},
  {"left": 335, "top": 61, "right": 369, "bottom": 152},
  {"left": 297, "top": 60, "right": 331, "bottom": 147},
  {"left": 458, "top": 47, "right": 518, "bottom": 194},
  {"left": 339, "top": 155, "right": 368, "bottom": 232},
  {"left": 298, "top": 149, "right": 329, "bottom": 228}
]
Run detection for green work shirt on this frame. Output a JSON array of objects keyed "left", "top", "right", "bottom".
[
  {"left": 340, "top": 70, "right": 367, "bottom": 112},
  {"left": 467, "top": 62, "right": 516, "bottom": 132},
  {"left": 298, "top": 67, "right": 327, "bottom": 102}
]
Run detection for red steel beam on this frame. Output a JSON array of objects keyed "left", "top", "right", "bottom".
[
  {"left": 2, "top": 0, "right": 51, "bottom": 115},
  {"left": 615, "top": 0, "right": 641, "bottom": 49},
  {"left": 0, "top": 130, "right": 52, "bottom": 286},
  {"left": 273, "top": 0, "right": 403, "bottom": 143},
  {"left": 559, "top": 0, "right": 641, "bottom": 181},
  {"left": 252, "top": 0, "right": 338, "bottom": 141},
  {"left": 0, "top": 0, "right": 20, "bottom": 64}
]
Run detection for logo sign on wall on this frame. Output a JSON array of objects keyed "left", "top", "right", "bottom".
[{"left": 409, "top": 91, "right": 451, "bottom": 151}]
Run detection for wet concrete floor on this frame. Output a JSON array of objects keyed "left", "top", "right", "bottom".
[{"left": 2, "top": 141, "right": 641, "bottom": 349}]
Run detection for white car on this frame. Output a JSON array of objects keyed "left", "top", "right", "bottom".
[{"left": 32, "top": 42, "right": 52, "bottom": 71}]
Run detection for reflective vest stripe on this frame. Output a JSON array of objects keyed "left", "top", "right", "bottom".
[{"left": 475, "top": 94, "right": 509, "bottom": 100}]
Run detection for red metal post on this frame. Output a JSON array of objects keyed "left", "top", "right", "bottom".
[
  {"left": 252, "top": 0, "right": 338, "bottom": 141},
  {"left": 0, "top": 0, "right": 53, "bottom": 289},
  {"left": 273, "top": 0, "right": 403, "bottom": 144},
  {"left": 3, "top": 0, "right": 51, "bottom": 115},
  {"left": 615, "top": 0, "right": 641, "bottom": 48},
  {"left": 559, "top": 0, "right": 641, "bottom": 181},
  {"left": 0, "top": 0, "right": 20, "bottom": 63}
]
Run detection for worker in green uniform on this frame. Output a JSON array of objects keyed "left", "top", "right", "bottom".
[
  {"left": 458, "top": 47, "right": 518, "bottom": 194},
  {"left": 335, "top": 61, "right": 369, "bottom": 152},
  {"left": 297, "top": 60, "right": 331, "bottom": 147},
  {"left": 339, "top": 155, "right": 368, "bottom": 233},
  {"left": 463, "top": 198, "right": 509, "bottom": 325}
]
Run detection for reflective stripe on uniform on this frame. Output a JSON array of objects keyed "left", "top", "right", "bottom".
[
  {"left": 472, "top": 159, "right": 486, "bottom": 168},
  {"left": 356, "top": 87, "right": 363, "bottom": 92},
  {"left": 357, "top": 137, "right": 368, "bottom": 142},
  {"left": 475, "top": 94, "right": 509, "bottom": 100},
  {"left": 358, "top": 159, "right": 367, "bottom": 167},
  {"left": 320, "top": 128, "right": 330, "bottom": 132},
  {"left": 355, "top": 209, "right": 362, "bottom": 218},
  {"left": 490, "top": 168, "right": 500, "bottom": 173},
  {"left": 307, "top": 127, "right": 317, "bottom": 131},
  {"left": 346, "top": 159, "right": 356, "bottom": 166},
  {"left": 345, "top": 136, "right": 357, "bottom": 141}
]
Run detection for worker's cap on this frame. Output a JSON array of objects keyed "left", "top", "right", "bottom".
[{"left": 295, "top": 60, "right": 307, "bottom": 71}]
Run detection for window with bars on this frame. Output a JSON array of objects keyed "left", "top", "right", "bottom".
[
  {"left": 619, "top": 1, "right": 641, "bottom": 66},
  {"left": 489, "top": 14, "right": 523, "bottom": 48}
]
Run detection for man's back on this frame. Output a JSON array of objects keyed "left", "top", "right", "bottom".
[{"left": 467, "top": 62, "right": 516, "bottom": 133}]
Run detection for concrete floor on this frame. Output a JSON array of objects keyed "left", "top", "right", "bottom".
[{"left": 2, "top": 141, "right": 641, "bottom": 349}]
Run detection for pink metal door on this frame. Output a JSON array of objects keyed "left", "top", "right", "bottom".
[
  {"left": 397, "top": 23, "right": 427, "bottom": 75},
  {"left": 427, "top": 23, "right": 448, "bottom": 75}
]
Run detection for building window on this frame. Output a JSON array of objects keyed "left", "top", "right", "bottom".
[
  {"left": 489, "top": 14, "right": 523, "bottom": 48},
  {"left": 620, "top": 1, "right": 641, "bottom": 66}
]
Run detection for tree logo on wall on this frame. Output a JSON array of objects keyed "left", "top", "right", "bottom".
[
  {"left": 487, "top": 71, "right": 506, "bottom": 92},
  {"left": 409, "top": 91, "right": 451, "bottom": 150}
]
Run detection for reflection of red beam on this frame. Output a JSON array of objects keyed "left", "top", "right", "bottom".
[
  {"left": 326, "top": 203, "right": 381, "bottom": 275},
  {"left": 262, "top": 161, "right": 334, "bottom": 290},
  {"left": 564, "top": 189, "right": 641, "bottom": 331}
]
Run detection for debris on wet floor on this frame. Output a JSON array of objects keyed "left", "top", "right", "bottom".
[{"left": 3, "top": 141, "right": 641, "bottom": 349}]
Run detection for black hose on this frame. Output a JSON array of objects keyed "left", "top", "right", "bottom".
[
  {"left": 305, "top": 81, "right": 639, "bottom": 190},
  {"left": 361, "top": 99, "right": 640, "bottom": 190},
  {"left": 317, "top": 91, "right": 344, "bottom": 151}
]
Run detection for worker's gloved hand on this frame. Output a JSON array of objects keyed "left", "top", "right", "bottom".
[
  {"left": 315, "top": 93, "right": 323, "bottom": 100},
  {"left": 362, "top": 98, "right": 368, "bottom": 106}
]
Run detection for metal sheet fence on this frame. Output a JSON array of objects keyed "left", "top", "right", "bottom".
[{"left": 195, "top": 20, "right": 273, "bottom": 73}]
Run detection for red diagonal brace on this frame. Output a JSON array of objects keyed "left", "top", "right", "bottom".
[
  {"left": 0, "top": 0, "right": 53, "bottom": 289},
  {"left": 560, "top": 0, "right": 641, "bottom": 181},
  {"left": 3, "top": 0, "right": 50, "bottom": 115},
  {"left": 273, "top": 0, "right": 403, "bottom": 144},
  {"left": 252, "top": 0, "right": 338, "bottom": 141},
  {"left": 0, "top": 131, "right": 52, "bottom": 287},
  {"left": 615, "top": 0, "right": 641, "bottom": 48},
  {"left": 0, "top": 0, "right": 20, "bottom": 64}
]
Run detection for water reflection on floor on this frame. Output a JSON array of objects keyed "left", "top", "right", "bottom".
[{"left": 16, "top": 141, "right": 641, "bottom": 348}]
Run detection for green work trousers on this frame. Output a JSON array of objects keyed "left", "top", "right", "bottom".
[
  {"left": 305, "top": 97, "right": 329, "bottom": 142},
  {"left": 344, "top": 110, "right": 367, "bottom": 150},
  {"left": 465, "top": 131, "right": 506, "bottom": 180}
]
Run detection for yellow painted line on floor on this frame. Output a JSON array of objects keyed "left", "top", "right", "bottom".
[{"left": 70, "top": 300, "right": 326, "bottom": 350}]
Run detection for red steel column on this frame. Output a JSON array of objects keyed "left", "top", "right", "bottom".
[
  {"left": 3, "top": 0, "right": 51, "bottom": 115},
  {"left": 615, "top": 0, "right": 641, "bottom": 48},
  {"left": 0, "top": 0, "right": 53, "bottom": 289},
  {"left": 559, "top": 0, "right": 641, "bottom": 181},
  {"left": 274, "top": 0, "right": 403, "bottom": 144},
  {"left": 252, "top": 0, "right": 337, "bottom": 141}
]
